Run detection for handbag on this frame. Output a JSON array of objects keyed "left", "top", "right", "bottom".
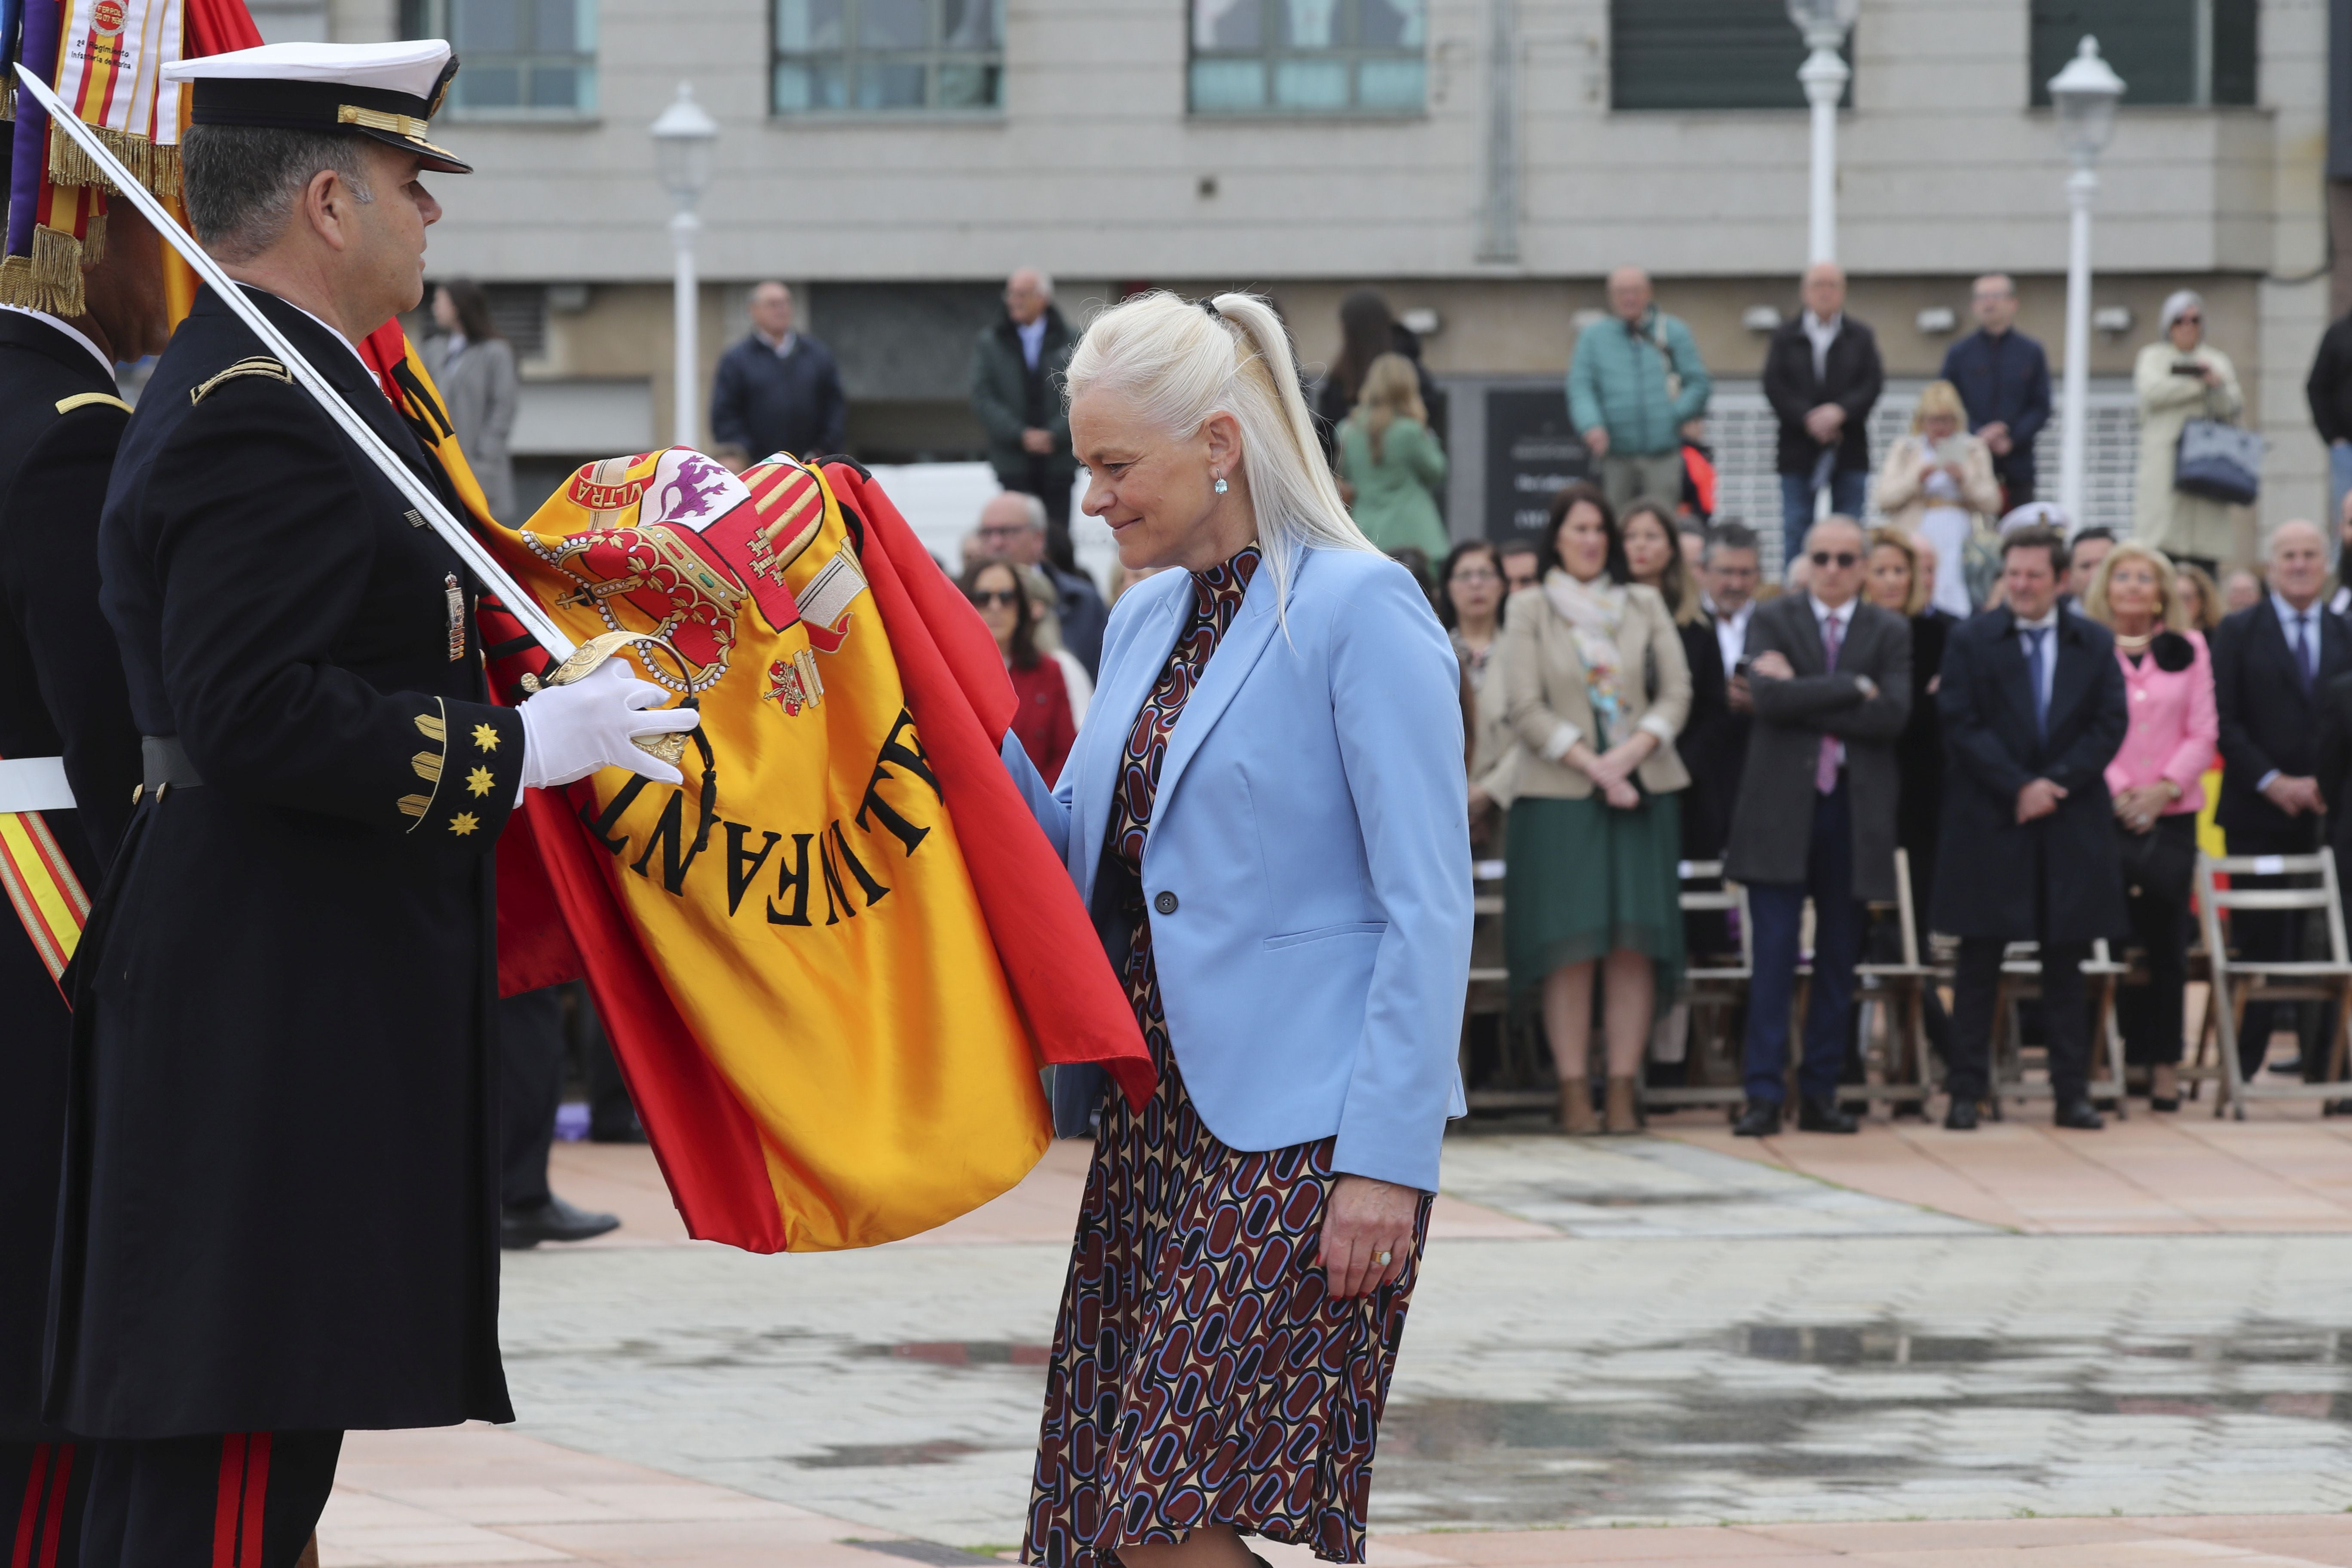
[
  {"left": 2174, "top": 419, "right": 2261, "bottom": 505},
  {"left": 2113, "top": 815, "right": 2196, "bottom": 904}
]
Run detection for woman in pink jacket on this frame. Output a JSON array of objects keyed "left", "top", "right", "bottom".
[{"left": 2086, "top": 542, "right": 2217, "bottom": 1111}]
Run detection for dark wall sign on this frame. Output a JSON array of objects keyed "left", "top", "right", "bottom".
[{"left": 1485, "top": 386, "right": 1591, "bottom": 544}]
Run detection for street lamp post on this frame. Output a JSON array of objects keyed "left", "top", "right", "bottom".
[
  {"left": 651, "top": 82, "right": 720, "bottom": 451},
  {"left": 1787, "top": 0, "right": 1857, "bottom": 264},
  {"left": 2049, "top": 37, "right": 2125, "bottom": 528}
]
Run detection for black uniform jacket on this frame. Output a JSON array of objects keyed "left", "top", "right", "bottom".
[
  {"left": 2211, "top": 597, "right": 2352, "bottom": 840},
  {"left": 1931, "top": 606, "right": 2128, "bottom": 944},
  {"left": 0, "top": 310, "right": 142, "bottom": 1442},
  {"left": 1723, "top": 594, "right": 1911, "bottom": 903},
  {"left": 48, "top": 286, "right": 527, "bottom": 1438}
]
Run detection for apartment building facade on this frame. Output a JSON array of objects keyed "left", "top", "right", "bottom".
[{"left": 277, "top": 0, "right": 2335, "bottom": 557}]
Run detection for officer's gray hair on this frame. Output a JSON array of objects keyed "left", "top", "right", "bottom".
[{"left": 182, "top": 124, "right": 376, "bottom": 263}]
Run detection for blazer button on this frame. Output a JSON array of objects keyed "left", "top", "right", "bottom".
[{"left": 1154, "top": 891, "right": 1179, "bottom": 916}]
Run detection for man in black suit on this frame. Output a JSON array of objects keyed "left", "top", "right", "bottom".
[
  {"left": 1763, "top": 262, "right": 1884, "bottom": 573},
  {"left": 2212, "top": 518, "right": 2352, "bottom": 1080},
  {"left": 1678, "top": 520, "right": 1764, "bottom": 864},
  {"left": 1725, "top": 516, "right": 1912, "bottom": 1136},
  {"left": 0, "top": 194, "right": 169, "bottom": 1568},
  {"left": 1934, "top": 525, "right": 2128, "bottom": 1130},
  {"left": 710, "top": 281, "right": 849, "bottom": 464}
]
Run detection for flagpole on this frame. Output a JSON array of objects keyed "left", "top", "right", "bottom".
[{"left": 13, "top": 62, "right": 578, "bottom": 662}]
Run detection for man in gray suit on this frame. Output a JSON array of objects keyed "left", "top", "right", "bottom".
[{"left": 1725, "top": 516, "right": 1913, "bottom": 1136}]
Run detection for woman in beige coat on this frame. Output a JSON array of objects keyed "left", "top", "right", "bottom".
[
  {"left": 1499, "top": 481, "right": 1691, "bottom": 1134},
  {"left": 1874, "top": 379, "right": 2002, "bottom": 618},
  {"left": 2133, "top": 290, "right": 2245, "bottom": 570}
]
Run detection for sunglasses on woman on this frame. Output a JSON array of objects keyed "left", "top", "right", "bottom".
[{"left": 969, "top": 588, "right": 1022, "bottom": 608}]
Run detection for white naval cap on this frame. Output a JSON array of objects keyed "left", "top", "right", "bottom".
[
  {"left": 163, "top": 40, "right": 471, "bottom": 174},
  {"left": 1998, "top": 500, "right": 2071, "bottom": 536}
]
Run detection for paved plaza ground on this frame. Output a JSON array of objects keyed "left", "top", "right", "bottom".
[{"left": 317, "top": 1107, "right": 2352, "bottom": 1567}]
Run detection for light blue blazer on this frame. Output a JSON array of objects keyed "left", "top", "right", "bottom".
[{"left": 1002, "top": 544, "right": 1472, "bottom": 1193}]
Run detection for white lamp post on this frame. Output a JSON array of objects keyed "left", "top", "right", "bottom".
[
  {"left": 651, "top": 82, "right": 720, "bottom": 450},
  {"left": 2049, "top": 36, "right": 2124, "bottom": 528},
  {"left": 1787, "top": 0, "right": 1857, "bottom": 264}
]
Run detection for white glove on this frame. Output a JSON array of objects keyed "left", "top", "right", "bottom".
[{"left": 518, "top": 660, "right": 701, "bottom": 788}]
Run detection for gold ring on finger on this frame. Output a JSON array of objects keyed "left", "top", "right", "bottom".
[{"left": 1375, "top": 1250, "right": 1393, "bottom": 1267}]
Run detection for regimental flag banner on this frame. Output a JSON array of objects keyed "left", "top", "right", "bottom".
[
  {"left": 0, "top": 765, "right": 90, "bottom": 996},
  {"left": 357, "top": 326, "right": 1154, "bottom": 1253}
]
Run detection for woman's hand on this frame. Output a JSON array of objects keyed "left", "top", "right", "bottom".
[
  {"left": 2113, "top": 782, "right": 2173, "bottom": 831},
  {"left": 1320, "top": 1174, "right": 1418, "bottom": 1298},
  {"left": 1602, "top": 778, "right": 1642, "bottom": 810},
  {"left": 1582, "top": 734, "right": 1657, "bottom": 792}
]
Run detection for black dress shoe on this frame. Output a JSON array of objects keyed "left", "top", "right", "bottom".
[
  {"left": 1944, "top": 1099, "right": 1980, "bottom": 1131},
  {"left": 502, "top": 1194, "right": 621, "bottom": 1250},
  {"left": 1797, "top": 1097, "right": 1859, "bottom": 1133},
  {"left": 2053, "top": 1098, "right": 2105, "bottom": 1131},
  {"left": 2269, "top": 1056, "right": 2305, "bottom": 1077},
  {"left": 1732, "top": 1101, "right": 1782, "bottom": 1137}
]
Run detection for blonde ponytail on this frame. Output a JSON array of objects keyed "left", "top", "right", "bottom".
[{"left": 1064, "top": 290, "right": 1377, "bottom": 622}]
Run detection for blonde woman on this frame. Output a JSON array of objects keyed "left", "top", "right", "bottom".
[
  {"left": 1335, "top": 352, "right": 1449, "bottom": 560},
  {"left": 1003, "top": 292, "right": 1469, "bottom": 1568},
  {"left": 1500, "top": 482, "right": 1692, "bottom": 1135},
  {"left": 1874, "top": 380, "right": 2002, "bottom": 619},
  {"left": 2084, "top": 543, "right": 2215, "bottom": 1110},
  {"left": 2133, "top": 291, "right": 2244, "bottom": 570}
]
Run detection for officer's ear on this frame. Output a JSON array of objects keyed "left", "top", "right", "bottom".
[{"left": 302, "top": 165, "right": 362, "bottom": 254}]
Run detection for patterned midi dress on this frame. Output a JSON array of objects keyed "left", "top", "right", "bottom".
[{"left": 1021, "top": 545, "right": 1433, "bottom": 1567}]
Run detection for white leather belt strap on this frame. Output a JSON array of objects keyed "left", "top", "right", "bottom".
[{"left": 0, "top": 756, "right": 77, "bottom": 814}]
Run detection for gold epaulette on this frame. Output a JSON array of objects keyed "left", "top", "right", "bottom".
[
  {"left": 55, "top": 391, "right": 132, "bottom": 415},
  {"left": 190, "top": 357, "right": 291, "bottom": 405}
]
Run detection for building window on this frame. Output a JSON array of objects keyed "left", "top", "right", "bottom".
[
  {"left": 1609, "top": 0, "right": 1849, "bottom": 112},
  {"left": 399, "top": 0, "right": 598, "bottom": 116},
  {"left": 1188, "top": 0, "right": 1426, "bottom": 116},
  {"left": 772, "top": 0, "right": 1003, "bottom": 113},
  {"left": 2030, "top": 0, "right": 2254, "bottom": 108}
]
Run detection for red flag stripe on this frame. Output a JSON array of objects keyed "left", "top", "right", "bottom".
[
  {"left": 33, "top": 1449, "right": 70, "bottom": 1568},
  {"left": 210, "top": 1435, "right": 245, "bottom": 1568}
]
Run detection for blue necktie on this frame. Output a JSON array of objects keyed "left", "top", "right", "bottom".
[
  {"left": 2294, "top": 613, "right": 2315, "bottom": 692},
  {"left": 2025, "top": 627, "right": 2050, "bottom": 741}
]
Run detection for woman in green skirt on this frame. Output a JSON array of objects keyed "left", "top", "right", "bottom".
[{"left": 1497, "top": 482, "right": 1691, "bottom": 1134}]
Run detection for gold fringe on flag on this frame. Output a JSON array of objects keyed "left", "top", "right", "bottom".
[
  {"left": 81, "top": 206, "right": 106, "bottom": 266},
  {"left": 1, "top": 77, "right": 15, "bottom": 122},
  {"left": 151, "top": 142, "right": 181, "bottom": 204},
  {"left": 46, "top": 122, "right": 154, "bottom": 194},
  {"left": 0, "top": 227, "right": 90, "bottom": 316}
]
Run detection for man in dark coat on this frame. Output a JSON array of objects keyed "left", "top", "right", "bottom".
[
  {"left": 55, "top": 43, "right": 691, "bottom": 1565},
  {"left": 0, "top": 199, "right": 170, "bottom": 1568},
  {"left": 709, "top": 280, "right": 848, "bottom": 463},
  {"left": 1678, "top": 521, "right": 1763, "bottom": 864},
  {"left": 1939, "top": 273, "right": 2051, "bottom": 508},
  {"left": 2211, "top": 518, "right": 2352, "bottom": 1081},
  {"left": 2304, "top": 306, "right": 2352, "bottom": 531},
  {"left": 1933, "top": 524, "right": 2128, "bottom": 1131},
  {"left": 1762, "top": 262, "right": 1883, "bottom": 572},
  {"left": 1724, "top": 516, "right": 1911, "bottom": 1137},
  {"left": 971, "top": 268, "right": 1079, "bottom": 569}
]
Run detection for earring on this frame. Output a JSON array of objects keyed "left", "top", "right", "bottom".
[{"left": 1213, "top": 476, "right": 1228, "bottom": 494}]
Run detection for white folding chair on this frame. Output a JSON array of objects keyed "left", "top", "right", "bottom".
[{"left": 2196, "top": 851, "right": 2352, "bottom": 1119}]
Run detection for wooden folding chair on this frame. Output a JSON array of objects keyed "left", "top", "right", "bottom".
[
  {"left": 1642, "top": 860, "right": 1753, "bottom": 1110},
  {"left": 1850, "top": 848, "right": 1936, "bottom": 1109},
  {"left": 2196, "top": 851, "right": 2352, "bottom": 1119},
  {"left": 1988, "top": 938, "right": 2129, "bottom": 1117}
]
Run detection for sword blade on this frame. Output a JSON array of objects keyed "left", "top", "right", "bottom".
[{"left": 12, "top": 63, "right": 578, "bottom": 661}]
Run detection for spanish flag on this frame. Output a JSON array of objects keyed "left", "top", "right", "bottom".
[{"left": 358, "top": 326, "right": 1152, "bottom": 1252}]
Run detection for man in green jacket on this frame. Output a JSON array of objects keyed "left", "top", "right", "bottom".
[
  {"left": 971, "top": 267, "right": 1079, "bottom": 568},
  {"left": 1567, "top": 267, "right": 1712, "bottom": 516}
]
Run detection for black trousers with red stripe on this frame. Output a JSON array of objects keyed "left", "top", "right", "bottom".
[
  {"left": 79, "top": 1434, "right": 339, "bottom": 1568},
  {"left": 5, "top": 1442, "right": 92, "bottom": 1568}
]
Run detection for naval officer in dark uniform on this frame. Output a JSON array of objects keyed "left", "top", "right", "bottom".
[
  {"left": 0, "top": 194, "right": 170, "bottom": 1568},
  {"left": 50, "top": 42, "right": 696, "bottom": 1566}
]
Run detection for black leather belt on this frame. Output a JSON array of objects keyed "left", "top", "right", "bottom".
[{"left": 141, "top": 735, "right": 204, "bottom": 792}]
